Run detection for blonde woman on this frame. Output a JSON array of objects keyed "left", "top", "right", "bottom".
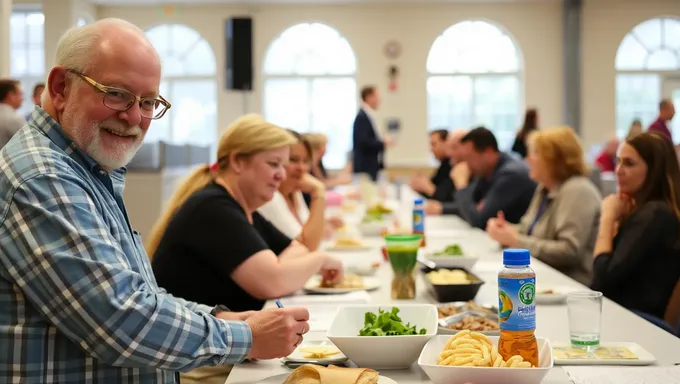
[
  {"left": 486, "top": 127, "right": 601, "bottom": 285},
  {"left": 147, "top": 114, "right": 343, "bottom": 309},
  {"left": 303, "top": 133, "right": 352, "bottom": 187}
]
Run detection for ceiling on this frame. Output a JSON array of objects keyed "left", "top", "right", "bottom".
[{"left": 91, "top": 0, "right": 556, "bottom": 5}]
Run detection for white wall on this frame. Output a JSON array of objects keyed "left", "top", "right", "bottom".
[
  {"left": 581, "top": 0, "right": 680, "bottom": 146},
  {"left": 97, "top": 2, "right": 564, "bottom": 165}
]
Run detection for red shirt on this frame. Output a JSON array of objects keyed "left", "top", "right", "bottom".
[
  {"left": 595, "top": 151, "right": 616, "bottom": 172},
  {"left": 648, "top": 118, "right": 672, "bottom": 142}
]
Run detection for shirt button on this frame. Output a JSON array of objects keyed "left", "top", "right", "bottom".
[{"left": 99, "top": 170, "right": 107, "bottom": 176}]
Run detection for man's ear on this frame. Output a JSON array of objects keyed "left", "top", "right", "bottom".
[{"left": 47, "top": 66, "right": 69, "bottom": 112}]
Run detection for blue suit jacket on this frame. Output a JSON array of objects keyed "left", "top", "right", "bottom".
[{"left": 352, "top": 109, "right": 384, "bottom": 181}]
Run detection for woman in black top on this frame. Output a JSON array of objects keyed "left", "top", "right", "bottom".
[
  {"left": 511, "top": 108, "right": 538, "bottom": 158},
  {"left": 592, "top": 132, "right": 680, "bottom": 319},
  {"left": 146, "top": 114, "right": 344, "bottom": 313}
]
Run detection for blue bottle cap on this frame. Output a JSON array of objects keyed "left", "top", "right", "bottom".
[
  {"left": 503, "top": 248, "right": 530, "bottom": 266},
  {"left": 414, "top": 198, "right": 424, "bottom": 204}
]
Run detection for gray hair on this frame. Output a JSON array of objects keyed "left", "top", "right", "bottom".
[{"left": 42, "top": 18, "right": 155, "bottom": 105}]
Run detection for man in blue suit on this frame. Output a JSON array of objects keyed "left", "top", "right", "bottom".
[{"left": 352, "top": 86, "right": 393, "bottom": 181}]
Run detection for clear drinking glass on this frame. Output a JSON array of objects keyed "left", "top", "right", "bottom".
[{"left": 567, "top": 291, "right": 603, "bottom": 351}]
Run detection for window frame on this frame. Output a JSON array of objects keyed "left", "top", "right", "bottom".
[{"left": 10, "top": 8, "right": 45, "bottom": 117}]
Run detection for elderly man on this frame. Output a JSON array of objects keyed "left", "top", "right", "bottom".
[
  {"left": 0, "top": 19, "right": 308, "bottom": 383},
  {"left": 424, "top": 129, "right": 468, "bottom": 215}
]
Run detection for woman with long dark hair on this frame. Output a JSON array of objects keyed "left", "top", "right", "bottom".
[{"left": 511, "top": 108, "right": 538, "bottom": 158}]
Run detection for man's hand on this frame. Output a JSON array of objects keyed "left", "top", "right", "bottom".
[
  {"left": 247, "top": 307, "right": 310, "bottom": 359},
  {"left": 384, "top": 136, "right": 396, "bottom": 148},
  {"left": 451, "top": 162, "right": 471, "bottom": 189},
  {"left": 425, "top": 200, "right": 443, "bottom": 215},
  {"left": 410, "top": 174, "right": 435, "bottom": 196}
]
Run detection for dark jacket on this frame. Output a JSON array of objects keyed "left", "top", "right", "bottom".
[{"left": 352, "top": 109, "right": 383, "bottom": 181}]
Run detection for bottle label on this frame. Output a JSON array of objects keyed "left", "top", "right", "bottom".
[
  {"left": 498, "top": 276, "right": 536, "bottom": 331},
  {"left": 412, "top": 210, "right": 424, "bottom": 232}
]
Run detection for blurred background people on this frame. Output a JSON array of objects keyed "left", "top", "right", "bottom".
[
  {"left": 626, "top": 119, "right": 643, "bottom": 140},
  {"left": 591, "top": 132, "right": 680, "bottom": 321},
  {"left": 410, "top": 129, "right": 453, "bottom": 203},
  {"left": 454, "top": 127, "right": 536, "bottom": 229},
  {"left": 352, "top": 85, "right": 394, "bottom": 181},
  {"left": 25, "top": 82, "right": 45, "bottom": 120},
  {"left": 487, "top": 127, "right": 601, "bottom": 285},
  {"left": 511, "top": 108, "right": 539, "bottom": 158},
  {"left": 648, "top": 99, "right": 676, "bottom": 142},
  {"left": 423, "top": 129, "right": 468, "bottom": 215},
  {"left": 594, "top": 138, "right": 620, "bottom": 173},
  {"left": 0, "top": 79, "right": 26, "bottom": 150},
  {"left": 304, "top": 132, "right": 352, "bottom": 188}
]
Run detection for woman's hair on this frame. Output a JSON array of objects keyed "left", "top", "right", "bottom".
[
  {"left": 145, "top": 114, "right": 296, "bottom": 259},
  {"left": 302, "top": 133, "right": 328, "bottom": 151},
  {"left": 286, "top": 129, "right": 313, "bottom": 160},
  {"left": 517, "top": 108, "right": 538, "bottom": 140},
  {"left": 624, "top": 132, "right": 680, "bottom": 221},
  {"left": 527, "top": 126, "right": 587, "bottom": 183}
]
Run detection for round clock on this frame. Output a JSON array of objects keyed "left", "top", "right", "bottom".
[{"left": 384, "top": 40, "right": 402, "bottom": 59}]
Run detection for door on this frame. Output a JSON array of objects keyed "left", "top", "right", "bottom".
[{"left": 662, "top": 79, "right": 680, "bottom": 144}]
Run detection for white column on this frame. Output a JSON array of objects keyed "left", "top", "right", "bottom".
[
  {"left": 42, "top": 0, "right": 78, "bottom": 71},
  {"left": 0, "top": 0, "right": 12, "bottom": 77}
]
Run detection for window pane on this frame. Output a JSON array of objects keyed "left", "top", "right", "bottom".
[
  {"left": 646, "top": 49, "right": 679, "bottom": 70},
  {"left": 10, "top": 14, "right": 25, "bottom": 45},
  {"left": 310, "top": 77, "right": 356, "bottom": 169},
  {"left": 76, "top": 17, "right": 88, "bottom": 27},
  {"left": 145, "top": 81, "right": 171, "bottom": 143},
  {"left": 10, "top": 48, "right": 27, "bottom": 76},
  {"left": 633, "top": 18, "right": 662, "bottom": 51},
  {"left": 263, "top": 79, "right": 310, "bottom": 132},
  {"left": 146, "top": 25, "right": 170, "bottom": 55},
  {"left": 615, "top": 74, "right": 660, "bottom": 139},
  {"left": 171, "top": 25, "right": 201, "bottom": 57},
  {"left": 473, "top": 76, "right": 520, "bottom": 150},
  {"left": 615, "top": 34, "right": 648, "bottom": 70},
  {"left": 184, "top": 40, "right": 216, "bottom": 75},
  {"left": 663, "top": 19, "right": 680, "bottom": 51},
  {"left": 427, "top": 76, "right": 473, "bottom": 131},
  {"left": 27, "top": 47, "right": 44, "bottom": 76},
  {"left": 27, "top": 16, "right": 43, "bottom": 45},
  {"left": 168, "top": 80, "right": 217, "bottom": 146}
]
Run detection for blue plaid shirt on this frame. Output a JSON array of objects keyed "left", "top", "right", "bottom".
[{"left": 0, "top": 109, "right": 252, "bottom": 383}]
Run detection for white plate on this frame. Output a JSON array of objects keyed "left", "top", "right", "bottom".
[
  {"left": 281, "top": 340, "right": 348, "bottom": 364},
  {"left": 256, "top": 372, "right": 397, "bottom": 384},
  {"left": 552, "top": 342, "right": 656, "bottom": 365},
  {"left": 535, "top": 286, "right": 577, "bottom": 305},
  {"left": 304, "top": 276, "right": 381, "bottom": 294},
  {"left": 324, "top": 245, "right": 373, "bottom": 252}
]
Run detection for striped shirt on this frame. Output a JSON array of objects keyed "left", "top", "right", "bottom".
[{"left": 0, "top": 108, "right": 252, "bottom": 383}]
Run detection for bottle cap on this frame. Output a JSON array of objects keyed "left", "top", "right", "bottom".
[
  {"left": 414, "top": 198, "right": 424, "bottom": 205},
  {"left": 502, "top": 248, "right": 530, "bottom": 266}
]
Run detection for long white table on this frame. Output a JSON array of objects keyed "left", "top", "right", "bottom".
[{"left": 225, "top": 215, "right": 680, "bottom": 383}]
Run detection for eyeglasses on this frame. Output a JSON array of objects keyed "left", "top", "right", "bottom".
[{"left": 69, "top": 70, "right": 171, "bottom": 120}]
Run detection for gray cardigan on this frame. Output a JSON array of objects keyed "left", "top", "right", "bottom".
[{"left": 516, "top": 175, "right": 602, "bottom": 285}]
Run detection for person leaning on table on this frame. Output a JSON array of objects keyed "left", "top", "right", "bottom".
[
  {"left": 486, "top": 127, "right": 601, "bottom": 285},
  {"left": 591, "top": 131, "right": 680, "bottom": 321},
  {"left": 0, "top": 19, "right": 310, "bottom": 383}
]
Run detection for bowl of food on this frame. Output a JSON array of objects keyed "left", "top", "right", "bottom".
[
  {"left": 326, "top": 304, "right": 438, "bottom": 369},
  {"left": 422, "top": 267, "right": 485, "bottom": 303},
  {"left": 438, "top": 312, "right": 500, "bottom": 335},
  {"left": 423, "top": 243, "right": 479, "bottom": 270},
  {"left": 418, "top": 332, "right": 553, "bottom": 384}
]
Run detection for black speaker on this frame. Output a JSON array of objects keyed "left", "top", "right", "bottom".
[{"left": 225, "top": 17, "right": 253, "bottom": 91}]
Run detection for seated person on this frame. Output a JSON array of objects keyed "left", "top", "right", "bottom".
[
  {"left": 487, "top": 127, "right": 601, "bottom": 285},
  {"left": 591, "top": 131, "right": 680, "bottom": 319},
  {"left": 304, "top": 132, "right": 352, "bottom": 188},
  {"left": 258, "top": 131, "right": 339, "bottom": 250},
  {"left": 425, "top": 129, "right": 467, "bottom": 215},
  {"left": 453, "top": 127, "right": 536, "bottom": 229},
  {"left": 510, "top": 108, "right": 539, "bottom": 158},
  {"left": 410, "top": 129, "right": 454, "bottom": 202},
  {"left": 148, "top": 115, "right": 343, "bottom": 315},
  {"left": 594, "top": 138, "right": 619, "bottom": 173}
]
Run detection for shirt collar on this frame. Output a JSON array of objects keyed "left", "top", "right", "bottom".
[{"left": 28, "top": 107, "right": 128, "bottom": 177}]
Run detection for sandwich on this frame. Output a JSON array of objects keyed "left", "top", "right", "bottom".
[{"left": 283, "top": 364, "right": 378, "bottom": 384}]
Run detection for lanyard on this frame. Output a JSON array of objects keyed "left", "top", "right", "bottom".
[{"left": 527, "top": 191, "right": 551, "bottom": 236}]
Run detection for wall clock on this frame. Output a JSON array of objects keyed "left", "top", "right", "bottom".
[{"left": 384, "top": 40, "right": 402, "bottom": 60}]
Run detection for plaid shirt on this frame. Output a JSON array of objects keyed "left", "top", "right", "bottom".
[{"left": 0, "top": 109, "right": 252, "bottom": 383}]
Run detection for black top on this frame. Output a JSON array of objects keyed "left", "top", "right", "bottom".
[
  {"left": 591, "top": 201, "right": 680, "bottom": 319},
  {"left": 455, "top": 152, "right": 537, "bottom": 229},
  {"left": 511, "top": 135, "right": 528, "bottom": 158},
  {"left": 428, "top": 158, "right": 455, "bottom": 203},
  {"left": 151, "top": 182, "right": 292, "bottom": 312}
]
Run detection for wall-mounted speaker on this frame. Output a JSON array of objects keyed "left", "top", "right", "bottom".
[{"left": 225, "top": 17, "right": 253, "bottom": 91}]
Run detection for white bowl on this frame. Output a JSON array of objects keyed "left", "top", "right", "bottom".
[
  {"left": 326, "top": 304, "right": 438, "bottom": 369},
  {"left": 418, "top": 335, "right": 553, "bottom": 384},
  {"left": 358, "top": 220, "right": 390, "bottom": 236},
  {"left": 423, "top": 254, "right": 479, "bottom": 270}
]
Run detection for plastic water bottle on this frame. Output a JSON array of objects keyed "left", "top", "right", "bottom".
[
  {"left": 498, "top": 248, "right": 539, "bottom": 367},
  {"left": 412, "top": 198, "right": 426, "bottom": 247}
]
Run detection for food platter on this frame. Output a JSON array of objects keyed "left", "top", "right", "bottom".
[
  {"left": 256, "top": 373, "right": 398, "bottom": 384},
  {"left": 436, "top": 301, "right": 500, "bottom": 335},
  {"left": 303, "top": 275, "right": 381, "bottom": 294}
]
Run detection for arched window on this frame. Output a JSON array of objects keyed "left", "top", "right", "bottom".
[
  {"left": 76, "top": 16, "right": 90, "bottom": 27},
  {"left": 145, "top": 24, "right": 217, "bottom": 146},
  {"left": 10, "top": 10, "right": 45, "bottom": 116},
  {"left": 427, "top": 20, "right": 522, "bottom": 149},
  {"left": 615, "top": 17, "right": 680, "bottom": 141},
  {"left": 263, "top": 22, "right": 357, "bottom": 169}
]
